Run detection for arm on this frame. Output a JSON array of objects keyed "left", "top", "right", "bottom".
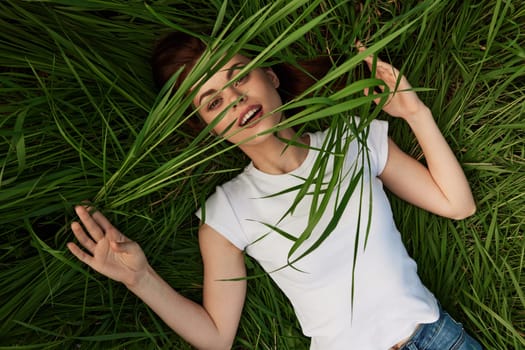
[
  {"left": 68, "top": 206, "right": 246, "bottom": 350},
  {"left": 359, "top": 46, "right": 476, "bottom": 219},
  {"left": 128, "top": 223, "right": 246, "bottom": 349}
]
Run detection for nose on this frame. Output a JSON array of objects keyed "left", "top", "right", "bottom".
[{"left": 229, "top": 87, "right": 246, "bottom": 107}]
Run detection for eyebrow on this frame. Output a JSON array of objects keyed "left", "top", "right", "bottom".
[{"left": 197, "top": 62, "right": 245, "bottom": 106}]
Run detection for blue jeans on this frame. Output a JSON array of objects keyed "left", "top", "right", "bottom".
[{"left": 400, "top": 306, "right": 483, "bottom": 350}]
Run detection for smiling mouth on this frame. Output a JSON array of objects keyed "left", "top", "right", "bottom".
[{"left": 239, "top": 106, "right": 262, "bottom": 127}]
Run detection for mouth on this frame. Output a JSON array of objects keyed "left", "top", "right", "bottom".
[{"left": 239, "top": 105, "right": 263, "bottom": 127}]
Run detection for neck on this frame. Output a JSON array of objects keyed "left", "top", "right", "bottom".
[{"left": 239, "top": 128, "right": 310, "bottom": 175}]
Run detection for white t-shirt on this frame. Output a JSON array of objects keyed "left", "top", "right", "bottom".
[{"left": 196, "top": 119, "right": 439, "bottom": 349}]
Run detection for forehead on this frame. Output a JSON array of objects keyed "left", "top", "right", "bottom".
[{"left": 194, "top": 54, "right": 250, "bottom": 93}]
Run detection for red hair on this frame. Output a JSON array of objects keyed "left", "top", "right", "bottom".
[
  {"left": 273, "top": 57, "right": 334, "bottom": 103},
  {"left": 151, "top": 32, "right": 207, "bottom": 91},
  {"left": 150, "top": 32, "right": 335, "bottom": 129}
]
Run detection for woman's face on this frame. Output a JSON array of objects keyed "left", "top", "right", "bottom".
[{"left": 192, "top": 54, "right": 283, "bottom": 145}]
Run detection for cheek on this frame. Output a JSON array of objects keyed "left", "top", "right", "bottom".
[
  {"left": 263, "top": 80, "right": 283, "bottom": 103},
  {"left": 267, "top": 87, "right": 283, "bottom": 107},
  {"left": 199, "top": 111, "right": 234, "bottom": 132},
  {"left": 198, "top": 112, "right": 212, "bottom": 125}
]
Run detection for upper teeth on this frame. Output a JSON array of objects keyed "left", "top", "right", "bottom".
[{"left": 240, "top": 108, "right": 259, "bottom": 126}]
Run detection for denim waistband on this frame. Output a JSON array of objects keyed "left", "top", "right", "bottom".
[{"left": 399, "top": 305, "right": 483, "bottom": 350}]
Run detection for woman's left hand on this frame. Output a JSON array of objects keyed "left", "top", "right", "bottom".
[
  {"left": 357, "top": 44, "right": 476, "bottom": 220},
  {"left": 358, "top": 44, "right": 428, "bottom": 121}
]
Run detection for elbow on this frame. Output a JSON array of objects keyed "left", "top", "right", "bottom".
[
  {"left": 198, "top": 336, "right": 234, "bottom": 350},
  {"left": 450, "top": 202, "right": 477, "bottom": 220},
  {"left": 201, "top": 344, "right": 231, "bottom": 350},
  {"left": 214, "top": 332, "right": 235, "bottom": 350},
  {"left": 218, "top": 340, "right": 234, "bottom": 350},
  {"left": 204, "top": 343, "right": 233, "bottom": 350}
]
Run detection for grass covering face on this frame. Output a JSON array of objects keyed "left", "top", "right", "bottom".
[{"left": 0, "top": 0, "right": 523, "bottom": 349}]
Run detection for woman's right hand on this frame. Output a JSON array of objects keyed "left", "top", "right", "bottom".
[{"left": 67, "top": 205, "right": 149, "bottom": 288}]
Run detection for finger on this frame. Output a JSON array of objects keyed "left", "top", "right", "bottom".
[
  {"left": 365, "top": 82, "right": 387, "bottom": 95},
  {"left": 67, "top": 241, "right": 94, "bottom": 266},
  {"left": 75, "top": 205, "right": 105, "bottom": 242},
  {"left": 86, "top": 207, "right": 128, "bottom": 242},
  {"left": 110, "top": 240, "right": 137, "bottom": 254},
  {"left": 371, "top": 63, "right": 398, "bottom": 87},
  {"left": 104, "top": 226, "right": 128, "bottom": 243},
  {"left": 91, "top": 210, "right": 114, "bottom": 233},
  {"left": 364, "top": 87, "right": 383, "bottom": 105},
  {"left": 355, "top": 40, "right": 366, "bottom": 52},
  {"left": 379, "top": 67, "right": 412, "bottom": 92},
  {"left": 71, "top": 221, "right": 97, "bottom": 253},
  {"left": 355, "top": 41, "right": 374, "bottom": 66},
  {"left": 377, "top": 61, "right": 400, "bottom": 79},
  {"left": 375, "top": 62, "right": 410, "bottom": 86},
  {"left": 361, "top": 50, "right": 374, "bottom": 67}
]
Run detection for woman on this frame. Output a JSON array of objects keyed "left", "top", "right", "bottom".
[{"left": 67, "top": 32, "right": 482, "bottom": 349}]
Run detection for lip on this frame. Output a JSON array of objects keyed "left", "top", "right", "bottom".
[{"left": 238, "top": 104, "right": 263, "bottom": 128}]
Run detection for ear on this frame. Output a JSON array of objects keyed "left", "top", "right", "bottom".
[{"left": 264, "top": 68, "right": 280, "bottom": 89}]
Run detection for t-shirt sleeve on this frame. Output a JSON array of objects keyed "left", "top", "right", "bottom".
[
  {"left": 366, "top": 119, "right": 389, "bottom": 176},
  {"left": 195, "top": 186, "right": 248, "bottom": 250}
]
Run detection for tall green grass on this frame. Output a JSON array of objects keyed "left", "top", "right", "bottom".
[{"left": 0, "top": 0, "right": 523, "bottom": 349}]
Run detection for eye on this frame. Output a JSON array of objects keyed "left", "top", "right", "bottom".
[
  {"left": 208, "top": 98, "right": 222, "bottom": 110},
  {"left": 233, "top": 72, "right": 249, "bottom": 87}
]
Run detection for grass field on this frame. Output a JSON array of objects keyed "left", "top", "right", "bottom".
[{"left": 0, "top": 0, "right": 523, "bottom": 349}]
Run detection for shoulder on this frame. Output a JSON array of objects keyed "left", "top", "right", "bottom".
[
  {"left": 321, "top": 117, "right": 388, "bottom": 140},
  {"left": 343, "top": 117, "right": 390, "bottom": 175},
  {"left": 195, "top": 172, "right": 248, "bottom": 227},
  {"left": 196, "top": 182, "right": 249, "bottom": 250},
  {"left": 202, "top": 177, "right": 244, "bottom": 213},
  {"left": 199, "top": 223, "right": 244, "bottom": 254},
  {"left": 351, "top": 116, "right": 388, "bottom": 137}
]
